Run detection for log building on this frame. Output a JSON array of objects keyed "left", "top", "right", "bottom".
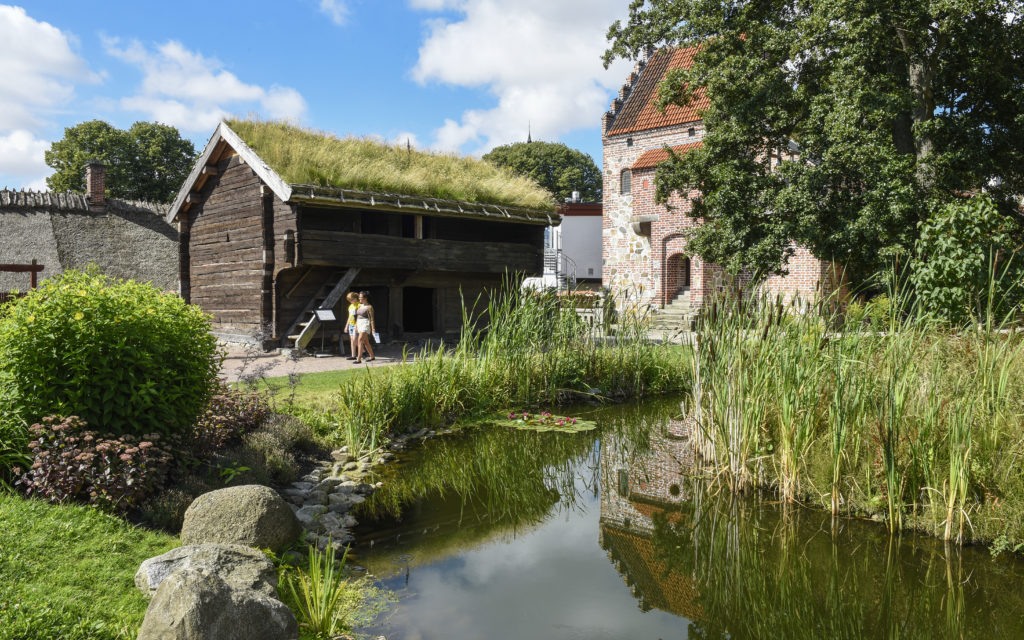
[{"left": 167, "top": 121, "right": 557, "bottom": 349}]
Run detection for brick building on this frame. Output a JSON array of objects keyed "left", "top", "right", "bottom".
[{"left": 602, "top": 47, "right": 841, "bottom": 312}]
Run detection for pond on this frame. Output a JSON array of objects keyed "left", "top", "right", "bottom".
[{"left": 350, "top": 397, "right": 1024, "bottom": 639}]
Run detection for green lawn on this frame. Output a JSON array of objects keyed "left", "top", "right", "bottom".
[
  {"left": 244, "top": 368, "right": 368, "bottom": 412},
  {"left": 0, "top": 493, "right": 177, "bottom": 640}
]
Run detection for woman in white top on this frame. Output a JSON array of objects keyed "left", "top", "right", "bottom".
[{"left": 354, "top": 291, "right": 376, "bottom": 363}]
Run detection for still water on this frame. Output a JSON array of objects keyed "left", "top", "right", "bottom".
[{"left": 351, "top": 398, "right": 1024, "bottom": 639}]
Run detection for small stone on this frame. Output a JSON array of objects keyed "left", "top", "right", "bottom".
[
  {"left": 295, "top": 505, "right": 328, "bottom": 531},
  {"left": 290, "top": 482, "right": 314, "bottom": 492},
  {"left": 316, "top": 478, "right": 342, "bottom": 492},
  {"left": 343, "top": 462, "right": 359, "bottom": 472}
]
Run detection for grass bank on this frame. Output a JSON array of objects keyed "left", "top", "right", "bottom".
[
  {"left": 0, "top": 493, "right": 177, "bottom": 640},
  {"left": 286, "top": 289, "right": 690, "bottom": 452},
  {"left": 690, "top": 292, "right": 1024, "bottom": 548}
]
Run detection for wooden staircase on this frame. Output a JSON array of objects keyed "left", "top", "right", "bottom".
[{"left": 283, "top": 268, "right": 361, "bottom": 352}]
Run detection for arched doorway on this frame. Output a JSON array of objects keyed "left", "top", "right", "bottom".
[{"left": 666, "top": 253, "right": 691, "bottom": 299}]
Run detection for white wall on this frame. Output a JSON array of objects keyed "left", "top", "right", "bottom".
[{"left": 560, "top": 215, "right": 602, "bottom": 280}]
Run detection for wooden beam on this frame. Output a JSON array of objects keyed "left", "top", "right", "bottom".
[{"left": 201, "top": 165, "right": 220, "bottom": 177}]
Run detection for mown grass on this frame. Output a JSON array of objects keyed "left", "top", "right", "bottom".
[
  {"left": 227, "top": 119, "right": 556, "bottom": 211},
  {"left": 0, "top": 492, "right": 177, "bottom": 640},
  {"left": 690, "top": 288, "right": 1024, "bottom": 547},
  {"left": 288, "top": 287, "right": 690, "bottom": 453}
]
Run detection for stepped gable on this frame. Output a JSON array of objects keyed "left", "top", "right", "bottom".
[{"left": 606, "top": 46, "right": 709, "bottom": 136}]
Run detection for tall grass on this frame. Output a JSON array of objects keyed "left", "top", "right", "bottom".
[
  {"left": 227, "top": 118, "right": 555, "bottom": 210},
  {"left": 293, "top": 284, "right": 688, "bottom": 452},
  {"left": 689, "top": 282, "right": 1024, "bottom": 544}
]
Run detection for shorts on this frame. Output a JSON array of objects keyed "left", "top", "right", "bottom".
[
  {"left": 348, "top": 324, "right": 356, "bottom": 336},
  {"left": 356, "top": 318, "right": 371, "bottom": 334}
]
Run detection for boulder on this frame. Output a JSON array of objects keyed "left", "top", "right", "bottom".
[
  {"left": 180, "top": 485, "right": 301, "bottom": 552},
  {"left": 135, "top": 544, "right": 277, "bottom": 599},
  {"left": 137, "top": 568, "right": 297, "bottom": 640}
]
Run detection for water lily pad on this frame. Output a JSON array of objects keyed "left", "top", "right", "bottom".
[{"left": 493, "top": 412, "right": 596, "bottom": 433}]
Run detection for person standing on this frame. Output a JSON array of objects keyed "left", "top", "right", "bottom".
[
  {"left": 345, "top": 291, "right": 359, "bottom": 360},
  {"left": 354, "top": 290, "right": 376, "bottom": 363}
]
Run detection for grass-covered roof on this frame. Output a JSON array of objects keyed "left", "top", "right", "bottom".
[{"left": 226, "top": 119, "right": 556, "bottom": 212}]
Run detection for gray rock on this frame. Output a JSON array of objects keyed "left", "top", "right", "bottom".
[
  {"left": 135, "top": 544, "right": 277, "bottom": 599},
  {"left": 343, "top": 462, "right": 359, "bottom": 471},
  {"left": 137, "top": 568, "right": 297, "bottom": 640},
  {"left": 289, "top": 482, "right": 314, "bottom": 492},
  {"left": 316, "top": 477, "right": 342, "bottom": 492},
  {"left": 295, "top": 504, "right": 328, "bottom": 530},
  {"left": 180, "top": 485, "right": 301, "bottom": 553}
]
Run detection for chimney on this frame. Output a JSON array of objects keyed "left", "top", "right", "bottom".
[{"left": 85, "top": 160, "right": 106, "bottom": 211}]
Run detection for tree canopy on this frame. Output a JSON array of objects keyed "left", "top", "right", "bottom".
[
  {"left": 605, "top": 0, "right": 1024, "bottom": 283},
  {"left": 483, "top": 141, "right": 602, "bottom": 202},
  {"left": 45, "top": 120, "right": 196, "bottom": 203}
]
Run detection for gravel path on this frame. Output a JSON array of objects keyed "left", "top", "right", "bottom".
[{"left": 219, "top": 343, "right": 411, "bottom": 382}]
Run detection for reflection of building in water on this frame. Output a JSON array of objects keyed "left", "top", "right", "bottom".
[{"left": 599, "top": 414, "right": 700, "bottom": 617}]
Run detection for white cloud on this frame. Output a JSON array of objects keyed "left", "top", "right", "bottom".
[
  {"left": 319, "top": 0, "right": 350, "bottom": 25},
  {"left": 390, "top": 131, "right": 420, "bottom": 149},
  {"left": 411, "top": 0, "right": 632, "bottom": 153},
  {"left": 0, "top": 6, "right": 94, "bottom": 187},
  {"left": 0, "top": 129, "right": 50, "bottom": 185},
  {"left": 104, "top": 38, "right": 308, "bottom": 133}
]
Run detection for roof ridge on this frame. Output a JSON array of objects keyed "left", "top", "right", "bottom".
[{"left": 0, "top": 188, "right": 165, "bottom": 214}]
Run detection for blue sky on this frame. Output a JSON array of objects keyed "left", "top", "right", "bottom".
[{"left": 0, "top": 1, "right": 635, "bottom": 191}]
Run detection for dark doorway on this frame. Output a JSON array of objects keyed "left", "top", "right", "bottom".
[
  {"left": 680, "top": 256, "right": 691, "bottom": 289},
  {"left": 403, "top": 287, "right": 436, "bottom": 332}
]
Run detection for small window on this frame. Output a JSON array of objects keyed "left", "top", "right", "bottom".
[
  {"left": 626, "top": 137, "right": 634, "bottom": 147},
  {"left": 688, "top": 127, "right": 696, "bottom": 137},
  {"left": 620, "top": 169, "right": 631, "bottom": 194}
]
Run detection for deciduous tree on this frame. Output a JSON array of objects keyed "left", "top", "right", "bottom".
[
  {"left": 45, "top": 120, "right": 196, "bottom": 203},
  {"left": 484, "top": 141, "right": 602, "bottom": 202},
  {"left": 605, "top": 0, "right": 1024, "bottom": 284}
]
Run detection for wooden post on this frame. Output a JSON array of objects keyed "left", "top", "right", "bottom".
[
  {"left": 414, "top": 214, "right": 423, "bottom": 239},
  {"left": 30, "top": 259, "right": 38, "bottom": 288}
]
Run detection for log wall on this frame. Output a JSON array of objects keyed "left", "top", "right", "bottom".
[{"left": 185, "top": 155, "right": 265, "bottom": 340}]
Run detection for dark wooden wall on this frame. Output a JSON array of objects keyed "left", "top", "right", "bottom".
[{"left": 185, "top": 155, "right": 265, "bottom": 339}]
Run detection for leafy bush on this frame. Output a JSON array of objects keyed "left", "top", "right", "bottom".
[
  {"left": 0, "top": 269, "right": 221, "bottom": 456},
  {"left": 15, "top": 416, "right": 172, "bottom": 513},
  {"left": 912, "top": 195, "right": 1023, "bottom": 325},
  {"left": 189, "top": 383, "right": 272, "bottom": 458}
]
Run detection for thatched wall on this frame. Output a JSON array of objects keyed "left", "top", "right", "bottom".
[{"left": 0, "top": 191, "right": 177, "bottom": 292}]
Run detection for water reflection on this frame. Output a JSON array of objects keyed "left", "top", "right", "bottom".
[{"left": 353, "top": 399, "right": 1024, "bottom": 639}]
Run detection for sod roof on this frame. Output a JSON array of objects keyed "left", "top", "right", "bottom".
[{"left": 225, "top": 119, "right": 556, "bottom": 212}]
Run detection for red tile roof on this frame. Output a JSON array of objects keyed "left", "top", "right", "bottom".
[
  {"left": 632, "top": 141, "right": 704, "bottom": 170},
  {"left": 607, "top": 47, "right": 709, "bottom": 136}
]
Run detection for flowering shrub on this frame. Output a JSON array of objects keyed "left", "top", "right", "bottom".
[
  {"left": 189, "top": 383, "right": 272, "bottom": 458},
  {"left": 15, "top": 416, "right": 171, "bottom": 513},
  {"left": 0, "top": 269, "right": 220, "bottom": 460}
]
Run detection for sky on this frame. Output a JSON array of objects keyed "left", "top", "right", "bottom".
[{"left": 0, "top": 0, "right": 637, "bottom": 191}]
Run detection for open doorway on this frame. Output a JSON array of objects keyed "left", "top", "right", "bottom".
[
  {"left": 666, "top": 253, "right": 691, "bottom": 296},
  {"left": 403, "top": 287, "right": 436, "bottom": 332}
]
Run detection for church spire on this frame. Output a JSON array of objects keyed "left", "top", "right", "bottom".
[{"left": 527, "top": 121, "right": 532, "bottom": 143}]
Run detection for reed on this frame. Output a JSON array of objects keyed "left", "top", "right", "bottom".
[
  {"left": 687, "top": 275, "right": 1024, "bottom": 543},
  {"left": 295, "top": 283, "right": 689, "bottom": 453}
]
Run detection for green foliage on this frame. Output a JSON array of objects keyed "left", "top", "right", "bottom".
[
  {"left": 0, "top": 269, "right": 221, "bottom": 463},
  {"left": 227, "top": 118, "right": 556, "bottom": 211},
  {"left": 482, "top": 141, "right": 602, "bottom": 202},
  {"left": 691, "top": 283, "right": 1024, "bottom": 543},
  {"left": 604, "top": 1, "right": 1024, "bottom": 284},
  {"left": 44, "top": 120, "right": 196, "bottom": 203},
  {"left": 281, "top": 543, "right": 360, "bottom": 638},
  {"left": 292, "top": 285, "right": 688, "bottom": 453},
  {"left": 912, "top": 195, "right": 1022, "bottom": 325}
]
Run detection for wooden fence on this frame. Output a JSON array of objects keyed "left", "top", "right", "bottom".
[{"left": 0, "top": 259, "right": 44, "bottom": 304}]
